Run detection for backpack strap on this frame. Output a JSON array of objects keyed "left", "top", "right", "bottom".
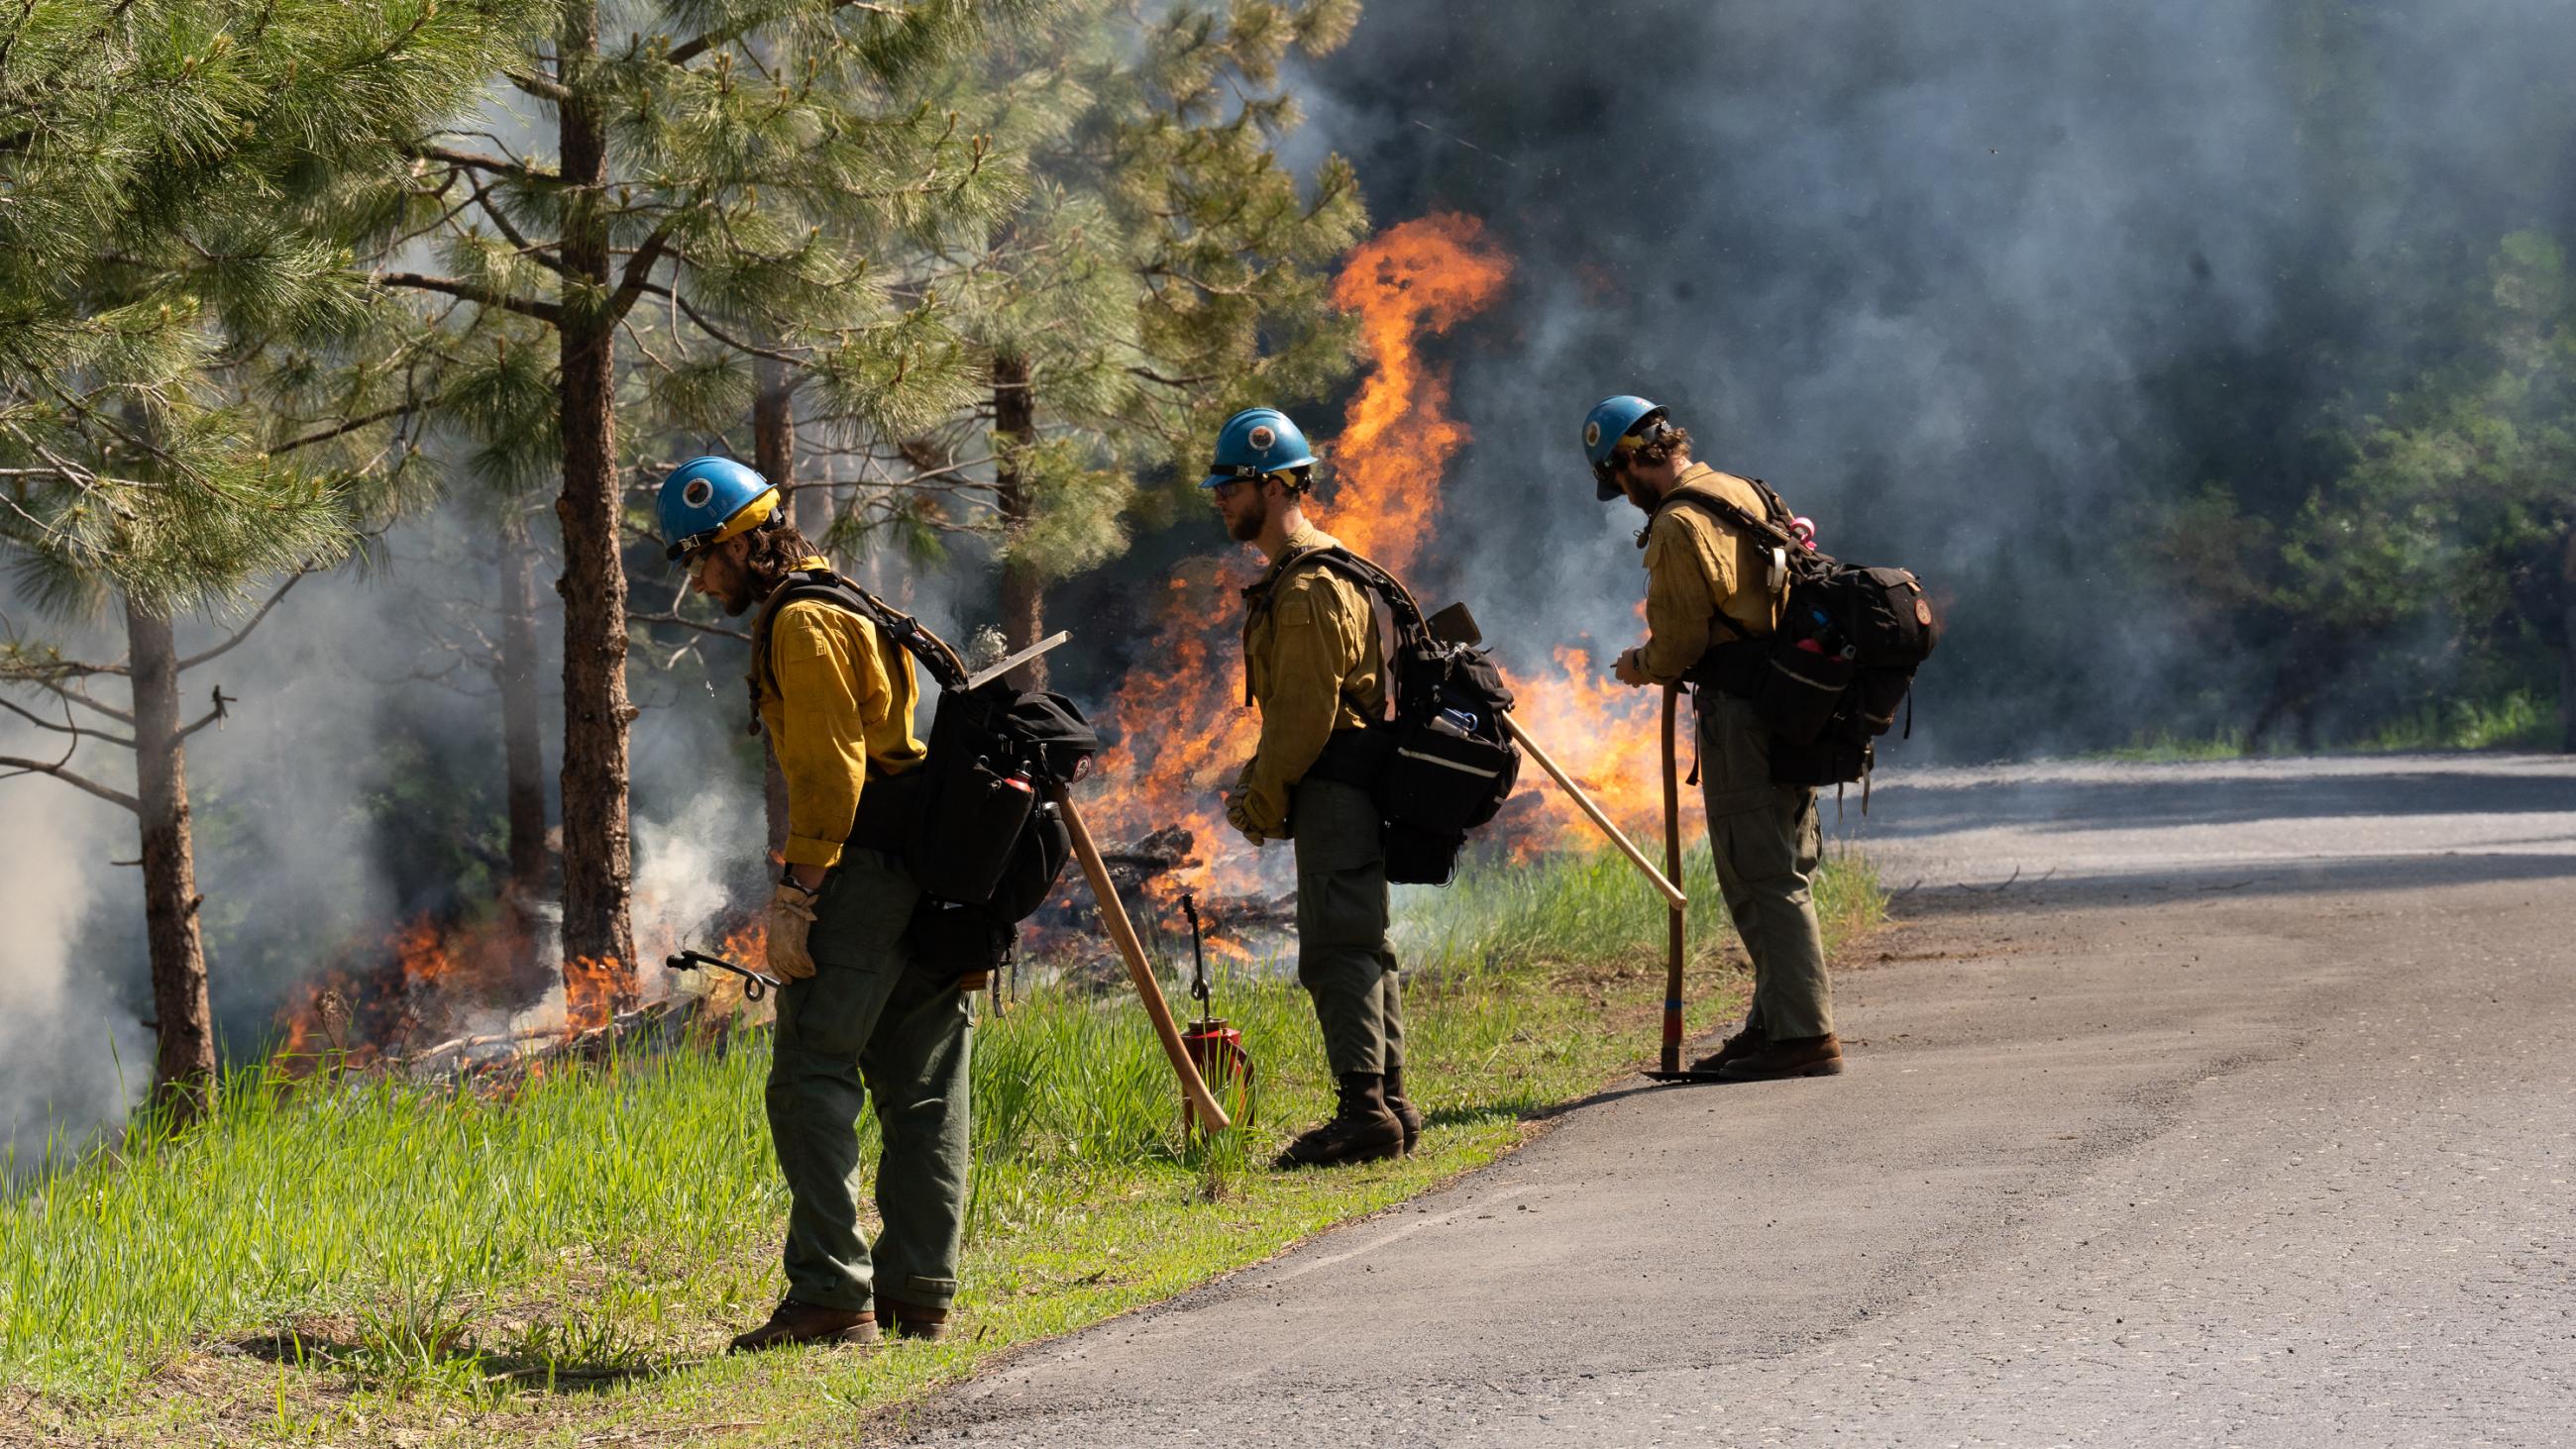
[
  {"left": 747, "top": 568, "right": 969, "bottom": 733},
  {"left": 1651, "top": 482, "right": 1817, "bottom": 646},
  {"left": 1238, "top": 544, "right": 1430, "bottom": 714},
  {"left": 1646, "top": 482, "right": 1801, "bottom": 553}
]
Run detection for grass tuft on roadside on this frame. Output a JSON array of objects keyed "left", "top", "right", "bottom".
[{"left": 2, "top": 845, "right": 1882, "bottom": 1447}]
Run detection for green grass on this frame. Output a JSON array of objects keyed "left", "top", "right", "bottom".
[
  {"left": 2094, "top": 689, "right": 2563, "bottom": 761},
  {"left": 2355, "top": 689, "right": 2558, "bottom": 753},
  {"left": 3, "top": 845, "right": 1883, "bottom": 1448}
]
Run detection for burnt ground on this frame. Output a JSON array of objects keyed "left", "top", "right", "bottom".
[{"left": 885, "top": 753, "right": 2576, "bottom": 1447}]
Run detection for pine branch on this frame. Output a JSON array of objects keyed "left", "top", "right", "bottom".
[
  {"left": 48, "top": 678, "right": 135, "bottom": 725},
  {"left": 175, "top": 572, "right": 303, "bottom": 673},
  {"left": 458, "top": 171, "right": 568, "bottom": 276},
  {"left": 663, "top": 1, "right": 902, "bottom": 67},
  {"left": 0, "top": 744, "right": 138, "bottom": 813},
  {"left": 376, "top": 271, "right": 564, "bottom": 326},
  {"left": 671, "top": 290, "right": 805, "bottom": 365},
  {"left": 606, "top": 220, "right": 680, "bottom": 324},
  {"left": 628, "top": 610, "right": 749, "bottom": 642},
  {"left": 177, "top": 686, "right": 237, "bottom": 740},
  {"left": 500, "top": 67, "right": 572, "bottom": 104},
  {"left": 1128, "top": 365, "right": 1217, "bottom": 388},
  {"left": 270, "top": 403, "right": 417, "bottom": 457},
  {"left": 0, "top": 691, "right": 126, "bottom": 744}
]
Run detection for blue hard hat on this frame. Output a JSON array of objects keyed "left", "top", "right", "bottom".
[
  {"left": 1582, "top": 394, "right": 1668, "bottom": 500},
  {"left": 1200, "top": 407, "right": 1317, "bottom": 489},
  {"left": 658, "top": 456, "right": 779, "bottom": 561}
]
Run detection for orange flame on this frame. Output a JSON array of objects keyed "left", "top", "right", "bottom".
[
  {"left": 1084, "top": 213, "right": 1516, "bottom": 895},
  {"left": 562, "top": 956, "right": 630, "bottom": 1035},
  {"left": 1318, "top": 213, "right": 1515, "bottom": 570}
]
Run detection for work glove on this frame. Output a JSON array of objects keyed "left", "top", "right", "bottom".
[
  {"left": 1225, "top": 793, "right": 1268, "bottom": 846},
  {"left": 765, "top": 880, "right": 819, "bottom": 982}
]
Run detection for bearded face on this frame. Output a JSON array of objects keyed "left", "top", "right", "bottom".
[
  {"left": 690, "top": 536, "right": 759, "bottom": 616},
  {"left": 1213, "top": 478, "right": 1273, "bottom": 542}
]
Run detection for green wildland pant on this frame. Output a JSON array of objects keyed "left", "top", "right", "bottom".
[
  {"left": 1694, "top": 692, "right": 1834, "bottom": 1041},
  {"left": 1290, "top": 776, "right": 1405, "bottom": 1079},
  {"left": 766, "top": 847, "right": 972, "bottom": 1315}
]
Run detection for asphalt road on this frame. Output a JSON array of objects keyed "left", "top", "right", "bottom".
[{"left": 893, "top": 754, "right": 2576, "bottom": 1447}]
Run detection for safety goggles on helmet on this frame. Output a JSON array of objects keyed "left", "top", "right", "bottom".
[
  {"left": 666, "top": 485, "right": 781, "bottom": 563},
  {"left": 1588, "top": 410, "right": 1670, "bottom": 497}
]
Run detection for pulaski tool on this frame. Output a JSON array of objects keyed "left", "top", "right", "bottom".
[
  {"left": 1642, "top": 684, "right": 1729, "bottom": 1085},
  {"left": 1047, "top": 782, "right": 1234, "bottom": 1132},
  {"left": 665, "top": 949, "right": 784, "bottom": 1002},
  {"left": 1178, "top": 892, "right": 1256, "bottom": 1134},
  {"left": 1425, "top": 602, "right": 1687, "bottom": 910}
]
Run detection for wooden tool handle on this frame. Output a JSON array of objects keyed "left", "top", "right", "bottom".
[
  {"left": 1499, "top": 713, "right": 1688, "bottom": 910},
  {"left": 1048, "top": 786, "right": 1233, "bottom": 1132},
  {"left": 1660, "top": 685, "right": 1685, "bottom": 1074}
]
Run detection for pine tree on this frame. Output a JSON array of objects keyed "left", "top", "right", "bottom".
[
  {"left": 370, "top": 1, "right": 1045, "bottom": 976},
  {"left": 804, "top": 0, "right": 1366, "bottom": 683},
  {"left": 0, "top": 0, "right": 542, "bottom": 1125}
]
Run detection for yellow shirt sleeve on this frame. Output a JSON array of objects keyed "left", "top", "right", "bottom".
[
  {"left": 1239, "top": 575, "right": 1361, "bottom": 837},
  {"left": 770, "top": 602, "right": 891, "bottom": 869},
  {"left": 1638, "top": 509, "right": 1733, "bottom": 684}
]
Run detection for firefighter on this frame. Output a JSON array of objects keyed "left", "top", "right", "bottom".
[
  {"left": 1207, "top": 407, "right": 1421, "bottom": 1168},
  {"left": 1585, "top": 397, "right": 1843, "bottom": 1081},
  {"left": 658, "top": 456, "right": 971, "bottom": 1349}
]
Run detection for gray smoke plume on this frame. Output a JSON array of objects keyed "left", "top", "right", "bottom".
[
  {"left": 0, "top": 773, "right": 146, "bottom": 1169},
  {"left": 1288, "top": 0, "right": 2576, "bottom": 757}
]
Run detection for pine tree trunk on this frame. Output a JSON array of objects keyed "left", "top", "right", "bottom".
[
  {"left": 494, "top": 537, "right": 550, "bottom": 901},
  {"left": 754, "top": 353, "right": 797, "bottom": 862},
  {"left": 553, "top": 4, "right": 637, "bottom": 981},
  {"left": 993, "top": 353, "right": 1047, "bottom": 689},
  {"left": 126, "top": 597, "right": 214, "bottom": 1127}
]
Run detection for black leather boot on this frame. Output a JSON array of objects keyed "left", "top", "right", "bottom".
[
  {"left": 1273, "top": 1072, "right": 1405, "bottom": 1169},
  {"left": 1382, "top": 1064, "right": 1425, "bottom": 1153}
]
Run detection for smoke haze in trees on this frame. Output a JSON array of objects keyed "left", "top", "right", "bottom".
[
  {"left": 0, "top": 502, "right": 970, "bottom": 1150},
  {"left": 1286, "top": 0, "right": 2576, "bottom": 755},
  {"left": 0, "top": 748, "right": 142, "bottom": 1168}
]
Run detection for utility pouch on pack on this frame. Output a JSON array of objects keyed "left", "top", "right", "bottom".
[
  {"left": 1247, "top": 547, "right": 1521, "bottom": 883},
  {"left": 908, "top": 758, "right": 1037, "bottom": 904},
  {"left": 1659, "top": 483, "right": 1938, "bottom": 791},
  {"left": 1753, "top": 648, "right": 1856, "bottom": 744},
  {"left": 1383, "top": 820, "right": 1469, "bottom": 886},
  {"left": 1385, "top": 718, "right": 1518, "bottom": 834},
  {"left": 902, "top": 796, "right": 1072, "bottom": 976},
  {"left": 752, "top": 569, "right": 1099, "bottom": 979},
  {"left": 1848, "top": 667, "right": 1916, "bottom": 739},
  {"left": 1770, "top": 733, "right": 1872, "bottom": 789}
]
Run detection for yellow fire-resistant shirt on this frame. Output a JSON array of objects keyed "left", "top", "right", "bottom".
[
  {"left": 1636, "top": 464, "right": 1794, "bottom": 685},
  {"left": 1232, "top": 524, "right": 1387, "bottom": 840},
  {"left": 753, "top": 559, "right": 928, "bottom": 869}
]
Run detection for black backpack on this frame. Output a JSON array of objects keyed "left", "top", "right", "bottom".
[
  {"left": 751, "top": 570, "right": 1100, "bottom": 972},
  {"left": 1659, "top": 484, "right": 1939, "bottom": 787},
  {"left": 1248, "top": 546, "right": 1522, "bottom": 884}
]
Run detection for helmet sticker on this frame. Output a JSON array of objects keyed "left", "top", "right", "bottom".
[
  {"left": 682, "top": 478, "right": 713, "bottom": 508},
  {"left": 1247, "top": 424, "right": 1277, "bottom": 452},
  {"left": 1583, "top": 420, "right": 1602, "bottom": 450}
]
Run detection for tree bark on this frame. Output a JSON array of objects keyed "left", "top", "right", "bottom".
[
  {"left": 992, "top": 352, "right": 1046, "bottom": 689},
  {"left": 754, "top": 352, "right": 798, "bottom": 862},
  {"left": 125, "top": 596, "right": 215, "bottom": 1127},
  {"left": 493, "top": 533, "right": 550, "bottom": 902},
  {"left": 552, "top": 3, "right": 637, "bottom": 984}
]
